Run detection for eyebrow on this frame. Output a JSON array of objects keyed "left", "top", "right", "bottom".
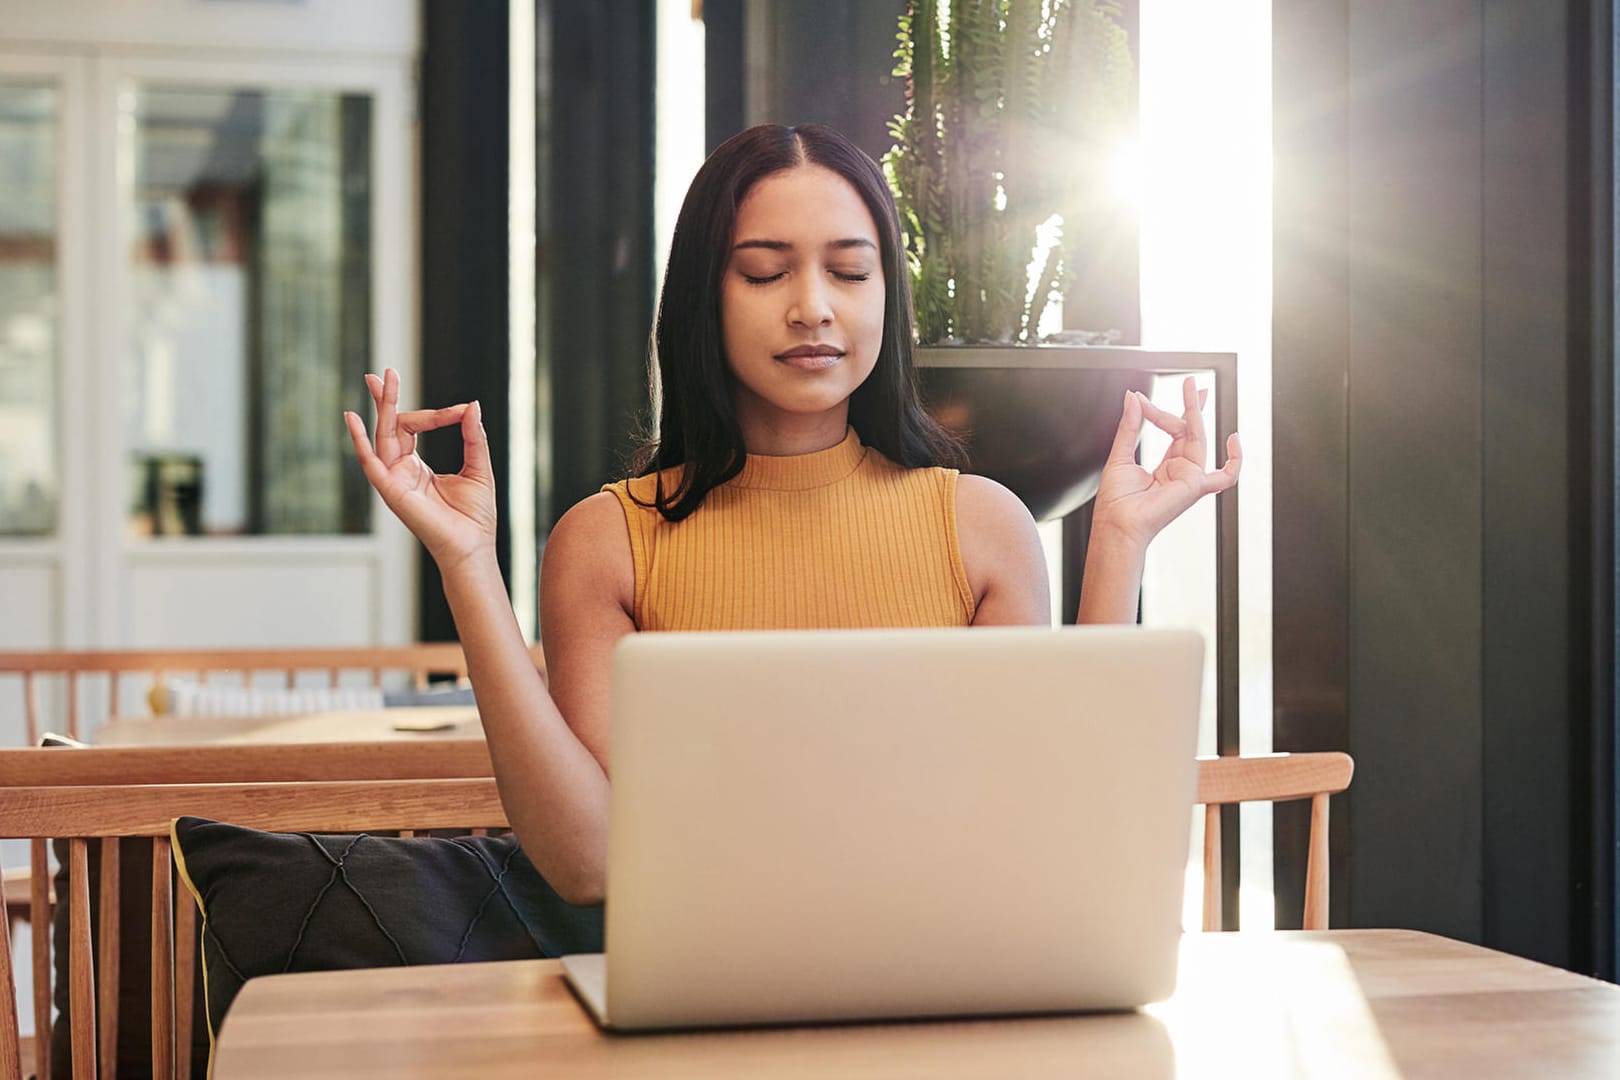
[{"left": 732, "top": 238, "right": 878, "bottom": 253}]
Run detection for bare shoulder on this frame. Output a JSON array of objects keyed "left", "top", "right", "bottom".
[
  {"left": 955, "top": 472, "right": 1036, "bottom": 533},
  {"left": 541, "top": 491, "right": 634, "bottom": 616},
  {"left": 953, "top": 473, "right": 1050, "bottom": 625}
]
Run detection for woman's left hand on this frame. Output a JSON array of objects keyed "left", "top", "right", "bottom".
[{"left": 1092, "top": 375, "right": 1241, "bottom": 549}]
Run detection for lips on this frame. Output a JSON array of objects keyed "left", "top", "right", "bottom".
[
  {"left": 774, "top": 345, "right": 845, "bottom": 360},
  {"left": 774, "top": 344, "right": 844, "bottom": 371}
]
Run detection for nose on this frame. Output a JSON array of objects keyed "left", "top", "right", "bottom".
[{"left": 787, "top": 273, "right": 834, "bottom": 328}]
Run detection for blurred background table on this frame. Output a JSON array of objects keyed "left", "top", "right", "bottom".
[{"left": 91, "top": 706, "right": 482, "bottom": 747}]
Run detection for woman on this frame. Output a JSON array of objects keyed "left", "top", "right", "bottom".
[{"left": 345, "top": 124, "right": 1239, "bottom": 906}]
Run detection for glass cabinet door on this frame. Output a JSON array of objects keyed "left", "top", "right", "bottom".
[
  {"left": 0, "top": 80, "right": 60, "bottom": 537},
  {"left": 119, "top": 83, "right": 374, "bottom": 538}
]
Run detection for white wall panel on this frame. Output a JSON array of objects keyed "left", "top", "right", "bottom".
[
  {"left": 0, "top": 561, "right": 57, "bottom": 744},
  {"left": 126, "top": 551, "right": 374, "bottom": 647},
  {"left": 0, "top": 564, "right": 56, "bottom": 649}
]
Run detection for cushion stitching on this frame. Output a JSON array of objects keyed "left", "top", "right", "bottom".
[
  {"left": 325, "top": 834, "right": 412, "bottom": 966},
  {"left": 456, "top": 839, "right": 551, "bottom": 956},
  {"left": 284, "top": 833, "right": 364, "bottom": 972},
  {"left": 487, "top": 843, "right": 552, "bottom": 956},
  {"left": 202, "top": 919, "right": 249, "bottom": 986},
  {"left": 451, "top": 873, "right": 503, "bottom": 963}
]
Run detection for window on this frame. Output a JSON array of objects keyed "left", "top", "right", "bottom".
[{"left": 121, "top": 84, "right": 374, "bottom": 537}]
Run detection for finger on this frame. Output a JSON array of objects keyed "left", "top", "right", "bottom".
[
  {"left": 1203, "top": 432, "right": 1243, "bottom": 495},
  {"left": 344, "top": 411, "right": 393, "bottom": 493},
  {"left": 1181, "top": 376, "right": 1209, "bottom": 466},
  {"left": 363, "top": 374, "right": 385, "bottom": 446},
  {"left": 460, "top": 400, "right": 494, "bottom": 483},
  {"left": 397, "top": 403, "right": 471, "bottom": 435},
  {"left": 1106, "top": 389, "right": 1145, "bottom": 466},
  {"left": 1135, "top": 393, "right": 1188, "bottom": 437},
  {"left": 376, "top": 368, "right": 403, "bottom": 463}
]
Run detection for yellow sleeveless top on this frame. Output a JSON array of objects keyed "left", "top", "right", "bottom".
[{"left": 602, "top": 428, "right": 976, "bottom": 630}]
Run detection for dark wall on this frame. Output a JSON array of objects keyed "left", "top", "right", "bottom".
[
  {"left": 537, "top": 0, "right": 657, "bottom": 528},
  {"left": 418, "top": 0, "right": 511, "bottom": 641},
  {"left": 1272, "top": 0, "right": 1614, "bottom": 972},
  {"left": 419, "top": 0, "right": 656, "bottom": 629},
  {"left": 728, "top": 0, "right": 908, "bottom": 161}
]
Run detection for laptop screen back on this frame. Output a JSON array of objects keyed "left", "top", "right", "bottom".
[{"left": 602, "top": 625, "right": 1204, "bottom": 1029}]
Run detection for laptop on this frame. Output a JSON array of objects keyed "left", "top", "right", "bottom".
[{"left": 561, "top": 625, "right": 1204, "bottom": 1031}]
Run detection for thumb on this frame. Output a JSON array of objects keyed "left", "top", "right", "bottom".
[
  {"left": 461, "top": 400, "right": 493, "bottom": 483},
  {"left": 1105, "top": 390, "right": 1144, "bottom": 467}
]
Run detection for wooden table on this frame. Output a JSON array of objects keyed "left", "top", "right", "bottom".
[
  {"left": 92, "top": 705, "right": 482, "bottom": 747},
  {"left": 211, "top": 929, "right": 1620, "bottom": 1078}
]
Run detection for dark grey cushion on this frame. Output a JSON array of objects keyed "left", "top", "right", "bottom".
[{"left": 170, "top": 817, "right": 604, "bottom": 1041}]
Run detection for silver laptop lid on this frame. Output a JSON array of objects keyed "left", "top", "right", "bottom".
[{"left": 601, "top": 626, "right": 1203, "bottom": 1029}]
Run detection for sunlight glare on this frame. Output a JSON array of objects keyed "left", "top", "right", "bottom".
[{"left": 1138, "top": 0, "right": 1274, "bottom": 930}]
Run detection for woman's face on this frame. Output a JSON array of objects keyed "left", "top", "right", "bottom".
[{"left": 720, "top": 164, "right": 885, "bottom": 449}]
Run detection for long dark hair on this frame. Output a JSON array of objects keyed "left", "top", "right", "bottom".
[{"left": 630, "top": 123, "right": 964, "bottom": 521}]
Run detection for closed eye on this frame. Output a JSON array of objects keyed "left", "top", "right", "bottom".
[{"left": 741, "top": 271, "right": 871, "bottom": 286}]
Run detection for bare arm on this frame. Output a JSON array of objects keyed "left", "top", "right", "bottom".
[
  {"left": 344, "top": 370, "right": 617, "bottom": 904},
  {"left": 956, "top": 473, "right": 1051, "bottom": 626}
]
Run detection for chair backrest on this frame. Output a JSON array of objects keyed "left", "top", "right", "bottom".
[
  {"left": 0, "top": 775, "right": 507, "bottom": 1080},
  {"left": 0, "top": 644, "right": 545, "bottom": 743},
  {"left": 0, "top": 743, "right": 501, "bottom": 1080},
  {"left": 1195, "top": 751, "right": 1355, "bottom": 931}
]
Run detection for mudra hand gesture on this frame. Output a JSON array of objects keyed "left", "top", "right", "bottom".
[
  {"left": 344, "top": 368, "right": 497, "bottom": 570},
  {"left": 1093, "top": 374, "right": 1242, "bottom": 547}
]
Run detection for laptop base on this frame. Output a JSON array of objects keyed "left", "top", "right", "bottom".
[{"left": 561, "top": 953, "right": 611, "bottom": 1028}]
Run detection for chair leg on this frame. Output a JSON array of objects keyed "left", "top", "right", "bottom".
[
  {"left": 1201, "top": 803, "right": 1222, "bottom": 932},
  {"left": 1302, "top": 792, "right": 1331, "bottom": 930}
]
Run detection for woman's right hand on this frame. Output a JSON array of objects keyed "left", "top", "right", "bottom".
[{"left": 344, "top": 368, "right": 497, "bottom": 570}]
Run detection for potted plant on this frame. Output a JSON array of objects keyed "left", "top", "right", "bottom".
[{"left": 883, "top": 0, "right": 1135, "bottom": 346}]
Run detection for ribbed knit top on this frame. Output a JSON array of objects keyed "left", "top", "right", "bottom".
[{"left": 602, "top": 428, "right": 976, "bottom": 630}]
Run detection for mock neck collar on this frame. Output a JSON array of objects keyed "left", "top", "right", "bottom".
[{"left": 730, "top": 427, "right": 867, "bottom": 491}]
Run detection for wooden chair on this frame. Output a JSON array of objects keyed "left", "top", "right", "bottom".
[
  {"left": 0, "top": 743, "right": 498, "bottom": 1080},
  {"left": 0, "top": 643, "right": 533, "bottom": 964},
  {"left": 1196, "top": 751, "right": 1355, "bottom": 931},
  {"left": 0, "top": 773, "right": 508, "bottom": 1080},
  {"left": 0, "top": 643, "right": 546, "bottom": 744}
]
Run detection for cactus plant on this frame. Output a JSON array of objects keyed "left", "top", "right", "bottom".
[{"left": 884, "top": 0, "right": 1135, "bottom": 344}]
